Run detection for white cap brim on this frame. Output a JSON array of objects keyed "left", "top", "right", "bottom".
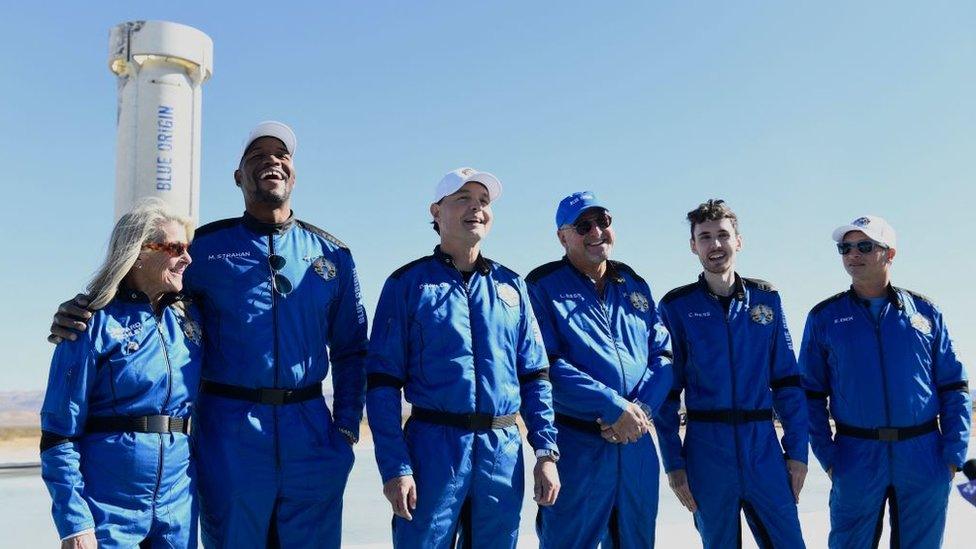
[
  {"left": 434, "top": 169, "right": 503, "bottom": 203},
  {"left": 240, "top": 121, "right": 297, "bottom": 161},
  {"left": 461, "top": 171, "right": 502, "bottom": 202},
  {"left": 831, "top": 216, "right": 896, "bottom": 248},
  {"left": 831, "top": 224, "right": 864, "bottom": 243}
]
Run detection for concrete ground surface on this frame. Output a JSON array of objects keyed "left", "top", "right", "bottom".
[{"left": 4, "top": 433, "right": 974, "bottom": 548}]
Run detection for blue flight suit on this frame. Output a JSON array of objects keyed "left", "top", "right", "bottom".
[
  {"left": 366, "top": 247, "right": 558, "bottom": 549},
  {"left": 800, "top": 286, "right": 971, "bottom": 548},
  {"left": 526, "top": 258, "right": 673, "bottom": 549},
  {"left": 656, "top": 275, "right": 808, "bottom": 549},
  {"left": 184, "top": 212, "right": 368, "bottom": 548},
  {"left": 40, "top": 291, "right": 203, "bottom": 548}
]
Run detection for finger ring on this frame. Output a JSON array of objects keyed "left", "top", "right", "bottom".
[{"left": 611, "top": 433, "right": 618, "bottom": 440}]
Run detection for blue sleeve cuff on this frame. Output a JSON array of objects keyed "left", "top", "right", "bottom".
[
  {"left": 600, "top": 395, "right": 630, "bottom": 425},
  {"left": 55, "top": 518, "right": 96, "bottom": 541},
  {"left": 662, "top": 458, "right": 686, "bottom": 473},
  {"left": 380, "top": 466, "right": 414, "bottom": 485}
]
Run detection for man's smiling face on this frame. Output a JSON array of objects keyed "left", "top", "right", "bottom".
[
  {"left": 235, "top": 136, "right": 296, "bottom": 206},
  {"left": 690, "top": 218, "right": 741, "bottom": 275},
  {"left": 559, "top": 208, "right": 615, "bottom": 268},
  {"left": 430, "top": 181, "right": 494, "bottom": 244}
]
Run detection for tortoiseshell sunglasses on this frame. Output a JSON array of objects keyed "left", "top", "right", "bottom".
[{"left": 142, "top": 241, "right": 190, "bottom": 257}]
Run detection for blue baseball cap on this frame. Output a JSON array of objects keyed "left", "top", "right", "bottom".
[{"left": 555, "top": 191, "right": 608, "bottom": 229}]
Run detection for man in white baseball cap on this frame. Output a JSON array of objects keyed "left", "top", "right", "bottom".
[
  {"left": 801, "top": 214, "right": 970, "bottom": 548},
  {"left": 830, "top": 215, "right": 897, "bottom": 250},
  {"left": 234, "top": 120, "right": 299, "bottom": 213},
  {"left": 366, "top": 167, "right": 560, "bottom": 547},
  {"left": 428, "top": 167, "right": 503, "bottom": 237},
  {"left": 189, "top": 120, "right": 368, "bottom": 548}
]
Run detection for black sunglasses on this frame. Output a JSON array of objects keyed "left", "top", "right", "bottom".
[
  {"left": 269, "top": 254, "right": 293, "bottom": 296},
  {"left": 569, "top": 213, "right": 612, "bottom": 236},
  {"left": 837, "top": 240, "right": 887, "bottom": 255}
]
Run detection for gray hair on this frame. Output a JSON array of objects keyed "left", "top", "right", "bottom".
[{"left": 86, "top": 198, "right": 194, "bottom": 310}]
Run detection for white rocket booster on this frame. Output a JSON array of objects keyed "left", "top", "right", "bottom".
[{"left": 108, "top": 21, "right": 213, "bottom": 225}]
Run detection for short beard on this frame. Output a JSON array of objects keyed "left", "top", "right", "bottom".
[
  {"left": 251, "top": 184, "right": 291, "bottom": 205},
  {"left": 258, "top": 189, "right": 290, "bottom": 204}
]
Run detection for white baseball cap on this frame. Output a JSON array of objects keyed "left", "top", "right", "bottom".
[
  {"left": 433, "top": 167, "right": 502, "bottom": 203},
  {"left": 832, "top": 215, "right": 897, "bottom": 249},
  {"left": 240, "top": 121, "right": 297, "bottom": 160}
]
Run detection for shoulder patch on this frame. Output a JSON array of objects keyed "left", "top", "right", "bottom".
[
  {"left": 390, "top": 256, "right": 434, "bottom": 279},
  {"left": 611, "top": 261, "right": 648, "bottom": 287},
  {"left": 742, "top": 277, "right": 777, "bottom": 292},
  {"left": 296, "top": 220, "right": 348, "bottom": 249},
  {"left": 810, "top": 291, "right": 847, "bottom": 315},
  {"left": 194, "top": 217, "right": 240, "bottom": 239},
  {"left": 661, "top": 282, "right": 699, "bottom": 304},
  {"left": 526, "top": 261, "right": 564, "bottom": 284},
  {"left": 899, "top": 288, "right": 937, "bottom": 308}
]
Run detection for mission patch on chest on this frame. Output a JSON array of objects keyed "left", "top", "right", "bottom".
[
  {"left": 497, "top": 283, "right": 520, "bottom": 307},
  {"left": 749, "top": 303, "right": 775, "bottom": 325},
  {"left": 629, "top": 291, "right": 649, "bottom": 312},
  {"left": 910, "top": 312, "right": 932, "bottom": 335},
  {"left": 310, "top": 256, "right": 338, "bottom": 281}
]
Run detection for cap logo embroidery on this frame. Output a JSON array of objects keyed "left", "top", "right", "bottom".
[
  {"left": 461, "top": 168, "right": 473, "bottom": 176},
  {"left": 750, "top": 304, "right": 775, "bottom": 325},
  {"left": 852, "top": 217, "right": 871, "bottom": 227}
]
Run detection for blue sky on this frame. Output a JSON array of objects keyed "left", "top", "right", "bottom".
[{"left": 2, "top": 2, "right": 973, "bottom": 390}]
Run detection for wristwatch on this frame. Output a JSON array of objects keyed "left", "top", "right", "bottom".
[
  {"left": 635, "top": 399, "right": 653, "bottom": 421},
  {"left": 535, "top": 449, "right": 560, "bottom": 463}
]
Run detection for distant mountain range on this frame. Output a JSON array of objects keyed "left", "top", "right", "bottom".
[{"left": 0, "top": 390, "right": 43, "bottom": 428}]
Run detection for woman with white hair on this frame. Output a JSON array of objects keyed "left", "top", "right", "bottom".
[{"left": 40, "top": 199, "right": 203, "bottom": 548}]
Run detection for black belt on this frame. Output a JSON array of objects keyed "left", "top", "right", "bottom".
[
  {"left": 200, "top": 380, "right": 322, "bottom": 405},
  {"left": 85, "top": 415, "right": 191, "bottom": 435},
  {"left": 411, "top": 406, "right": 517, "bottom": 431},
  {"left": 686, "top": 408, "right": 773, "bottom": 424},
  {"left": 555, "top": 413, "right": 602, "bottom": 435},
  {"left": 835, "top": 419, "right": 938, "bottom": 442}
]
